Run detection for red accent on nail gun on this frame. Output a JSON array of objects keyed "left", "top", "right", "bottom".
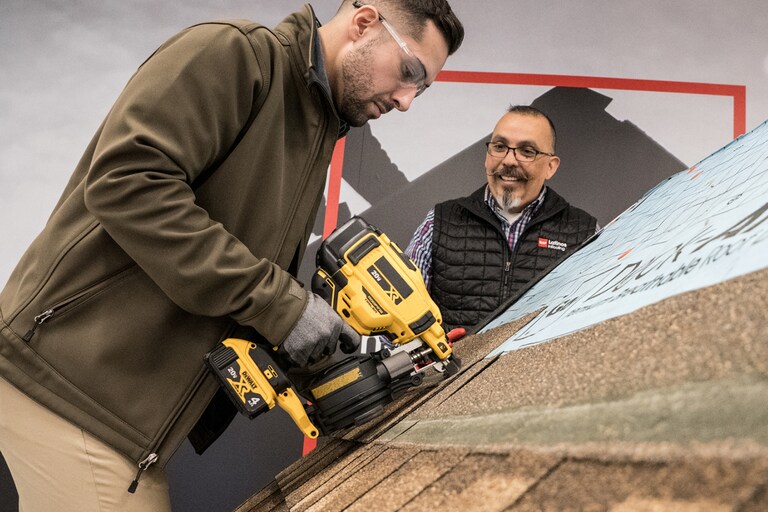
[
  {"left": 447, "top": 328, "right": 467, "bottom": 345},
  {"left": 302, "top": 436, "right": 317, "bottom": 456}
]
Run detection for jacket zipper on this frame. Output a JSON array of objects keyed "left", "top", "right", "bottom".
[
  {"left": 500, "top": 205, "right": 558, "bottom": 302},
  {"left": 500, "top": 235, "right": 513, "bottom": 302},
  {"left": 502, "top": 260, "right": 512, "bottom": 290},
  {"left": 19, "top": 265, "right": 136, "bottom": 343},
  {"left": 128, "top": 452, "right": 159, "bottom": 493},
  {"left": 22, "top": 309, "right": 55, "bottom": 342},
  {"left": 124, "top": 342, "right": 227, "bottom": 494}
]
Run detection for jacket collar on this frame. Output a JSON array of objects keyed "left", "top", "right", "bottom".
[{"left": 275, "top": 4, "right": 349, "bottom": 138}]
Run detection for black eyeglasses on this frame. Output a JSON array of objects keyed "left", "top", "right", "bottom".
[
  {"left": 352, "top": 0, "right": 428, "bottom": 96},
  {"left": 485, "top": 141, "right": 555, "bottom": 162}
]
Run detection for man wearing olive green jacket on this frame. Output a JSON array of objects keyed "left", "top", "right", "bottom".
[{"left": 0, "top": 2, "right": 463, "bottom": 510}]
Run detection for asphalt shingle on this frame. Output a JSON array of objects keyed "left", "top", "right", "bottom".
[{"left": 237, "top": 268, "right": 768, "bottom": 512}]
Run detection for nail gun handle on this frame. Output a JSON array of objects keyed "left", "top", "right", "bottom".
[
  {"left": 312, "top": 268, "right": 359, "bottom": 354},
  {"left": 205, "top": 338, "right": 320, "bottom": 439},
  {"left": 311, "top": 268, "right": 339, "bottom": 310},
  {"left": 275, "top": 388, "right": 319, "bottom": 438}
]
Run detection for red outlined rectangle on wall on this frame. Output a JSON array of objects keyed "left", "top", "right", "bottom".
[
  {"left": 436, "top": 71, "right": 746, "bottom": 139},
  {"left": 323, "top": 71, "right": 745, "bottom": 237}
]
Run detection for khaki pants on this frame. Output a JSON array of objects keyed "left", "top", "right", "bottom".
[{"left": 0, "top": 377, "right": 172, "bottom": 512}]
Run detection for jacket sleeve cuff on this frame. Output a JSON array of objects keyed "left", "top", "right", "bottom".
[{"left": 244, "top": 277, "right": 308, "bottom": 347}]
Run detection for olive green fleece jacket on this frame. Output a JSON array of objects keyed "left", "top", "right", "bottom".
[{"left": 0, "top": 5, "right": 341, "bottom": 472}]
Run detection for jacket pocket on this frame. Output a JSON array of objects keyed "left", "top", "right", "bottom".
[
  {"left": 20, "top": 264, "right": 138, "bottom": 343},
  {"left": 20, "top": 263, "right": 230, "bottom": 441}
]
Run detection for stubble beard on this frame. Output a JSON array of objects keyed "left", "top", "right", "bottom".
[{"left": 338, "top": 40, "right": 377, "bottom": 127}]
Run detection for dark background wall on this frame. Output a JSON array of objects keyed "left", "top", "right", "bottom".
[{"left": 2, "top": 1, "right": 767, "bottom": 511}]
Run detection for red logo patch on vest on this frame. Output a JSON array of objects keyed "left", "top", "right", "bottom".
[{"left": 538, "top": 238, "right": 567, "bottom": 252}]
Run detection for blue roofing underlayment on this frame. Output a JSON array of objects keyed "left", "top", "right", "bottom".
[{"left": 483, "top": 119, "right": 768, "bottom": 355}]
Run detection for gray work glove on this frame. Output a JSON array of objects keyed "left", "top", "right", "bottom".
[{"left": 281, "top": 290, "right": 361, "bottom": 367}]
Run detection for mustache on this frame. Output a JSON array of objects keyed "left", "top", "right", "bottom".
[
  {"left": 486, "top": 166, "right": 529, "bottom": 180},
  {"left": 375, "top": 100, "right": 396, "bottom": 115}
]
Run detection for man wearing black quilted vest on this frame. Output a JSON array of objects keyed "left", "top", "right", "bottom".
[{"left": 406, "top": 105, "right": 598, "bottom": 332}]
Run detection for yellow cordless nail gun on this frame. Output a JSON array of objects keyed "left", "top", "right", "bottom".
[{"left": 205, "top": 216, "right": 461, "bottom": 437}]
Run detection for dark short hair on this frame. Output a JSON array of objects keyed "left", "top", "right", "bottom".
[
  {"left": 507, "top": 105, "right": 557, "bottom": 152},
  {"left": 348, "top": 0, "right": 464, "bottom": 55}
]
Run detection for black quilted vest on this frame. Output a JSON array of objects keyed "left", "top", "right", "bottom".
[{"left": 431, "top": 186, "right": 597, "bottom": 331}]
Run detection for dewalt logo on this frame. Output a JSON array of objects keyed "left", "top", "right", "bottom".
[
  {"left": 230, "top": 370, "right": 258, "bottom": 403},
  {"left": 367, "top": 256, "right": 412, "bottom": 306},
  {"left": 382, "top": 285, "right": 403, "bottom": 305}
]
